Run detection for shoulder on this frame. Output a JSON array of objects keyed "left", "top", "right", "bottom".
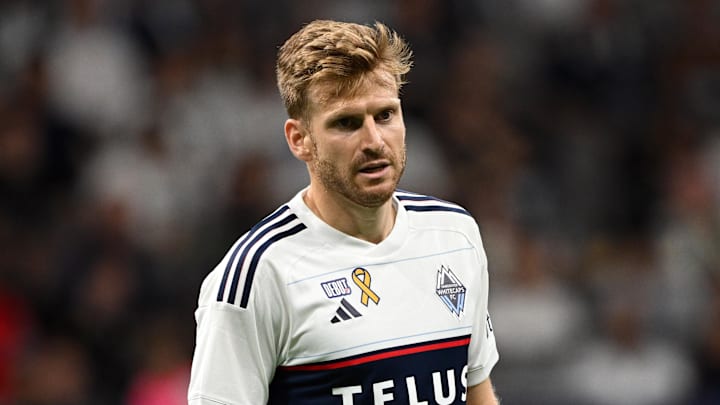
[
  {"left": 395, "top": 189, "right": 472, "bottom": 215},
  {"left": 199, "top": 204, "right": 311, "bottom": 309},
  {"left": 395, "top": 190, "right": 486, "bottom": 252},
  {"left": 395, "top": 189, "right": 478, "bottom": 230}
]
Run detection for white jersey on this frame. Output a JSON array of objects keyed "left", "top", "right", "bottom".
[{"left": 188, "top": 189, "right": 499, "bottom": 405}]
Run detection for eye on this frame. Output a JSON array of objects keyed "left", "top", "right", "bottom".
[
  {"left": 333, "top": 116, "right": 362, "bottom": 131},
  {"left": 376, "top": 109, "right": 395, "bottom": 122}
]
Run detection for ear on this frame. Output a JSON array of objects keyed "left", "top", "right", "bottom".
[{"left": 284, "top": 118, "right": 314, "bottom": 162}]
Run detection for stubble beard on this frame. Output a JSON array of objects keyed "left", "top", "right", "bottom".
[{"left": 311, "top": 145, "right": 407, "bottom": 208}]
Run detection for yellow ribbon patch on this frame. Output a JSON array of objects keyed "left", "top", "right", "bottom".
[{"left": 352, "top": 267, "right": 380, "bottom": 306}]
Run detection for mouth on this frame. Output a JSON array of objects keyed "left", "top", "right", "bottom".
[{"left": 358, "top": 161, "right": 391, "bottom": 174}]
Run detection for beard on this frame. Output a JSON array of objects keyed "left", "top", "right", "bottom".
[{"left": 311, "top": 144, "right": 406, "bottom": 208}]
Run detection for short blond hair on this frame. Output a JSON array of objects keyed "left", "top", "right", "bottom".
[{"left": 276, "top": 20, "right": 413, "bottom": 119}]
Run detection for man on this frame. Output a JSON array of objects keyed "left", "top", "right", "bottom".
[{"left": 188, "top": 20, "right": 500, "bottom": 404}]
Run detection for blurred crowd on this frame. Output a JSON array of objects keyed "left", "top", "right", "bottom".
[{"left": 0, "top": 0, "right": 719, "bottom": 404}]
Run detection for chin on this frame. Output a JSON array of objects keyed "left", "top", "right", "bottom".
[{"left": 353, "top": 184, "right": 396, "bottom": 208}]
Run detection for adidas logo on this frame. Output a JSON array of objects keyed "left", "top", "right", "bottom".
[{"left": 331, "top": 298, "right": 363, "bottom": 323}]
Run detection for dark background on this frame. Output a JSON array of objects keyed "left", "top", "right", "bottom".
[{"left": 1, "top": 0, "right": 719, "bottom": 404}]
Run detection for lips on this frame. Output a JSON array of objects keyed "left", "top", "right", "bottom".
[{"left": 358, "top": 161, "right": 390, "bottom": 173}]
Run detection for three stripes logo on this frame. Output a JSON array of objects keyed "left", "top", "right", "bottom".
[{"left": 331, "top": 298, "right": 363, "bottom": 324}]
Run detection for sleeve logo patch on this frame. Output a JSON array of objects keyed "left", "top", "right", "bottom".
[{"left": 436, "top": 265, "right": 466, "bottom": 319}]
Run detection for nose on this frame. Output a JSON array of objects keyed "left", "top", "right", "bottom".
[{"left": 360, "top": 116, "right": 385, "bottom": 152}]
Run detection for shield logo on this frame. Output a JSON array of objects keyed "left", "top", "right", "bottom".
[{"left": 435, "top": 265, "right": 466, "bottom": 319}]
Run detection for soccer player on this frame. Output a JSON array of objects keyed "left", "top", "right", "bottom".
[{"left": 188, "top": 20, "right": 500, "bottom": 404}]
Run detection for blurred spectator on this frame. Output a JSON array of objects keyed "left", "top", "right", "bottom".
[
  {"left": 655, "top": 146, "right": 720, "bottom": 343},
  {"left": 80, "top": 126, "right": 182, "bottom": 255},
  {"left": 491, "top": 235, "right": 588, "bottom": 366},
  {"left": 564, "top": 295, "right": 696, "bottom": 405},
  {"left": 694, "top": 291, "right": 720, "bottom": 404},
  {"left": 45, "top": 0, "right": 151, "bottom": 138},
  {"left": 0, "top": 289, "right": 33, "bottom": 402},
  {"left": 397, "top": 121, "right": 452, "bottom": 197},
  {"left": 565, "top": 236, "right": 697, "bottom": 404},
  {"left": 489, "top": 234, "right": 588, "bottom": 404},
  {"left": 126, "top": 317, "right": 191, "bottom": 405},
  {"left": 0, "top": 1, "right": 47, "bottom": 93},
  {"left": 14, "top": 337, "right": 93, "bottom": 405},
  {"left": 48, "top": 198, "right": 160, "bottom": 403}
]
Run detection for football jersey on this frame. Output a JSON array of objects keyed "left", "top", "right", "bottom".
[{"left": 188, "top": 189, "right": 499, "bottom": 404}]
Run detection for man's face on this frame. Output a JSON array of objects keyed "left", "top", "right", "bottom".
[{"left": 304, "top": 73, "right": 406, "bottom": 208}]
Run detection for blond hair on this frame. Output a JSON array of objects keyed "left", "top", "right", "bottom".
[{"left": 276, "top": 20, "right": 413, "bottom": 120}]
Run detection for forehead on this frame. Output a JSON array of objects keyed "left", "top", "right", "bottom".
[{"left": 307, "top": 70, "right": 399, "bottom": 115}]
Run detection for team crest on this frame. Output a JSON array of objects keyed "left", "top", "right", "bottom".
[{"left": 435, "top": 265, "right": 466, "bottom": 318}]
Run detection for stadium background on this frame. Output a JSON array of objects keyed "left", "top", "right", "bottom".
[{"left": 0, "top": 0, "right": 719, "bottom": 403}]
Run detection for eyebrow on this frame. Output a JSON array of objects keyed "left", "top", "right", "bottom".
[{"left": 325, "top": 98, "right": 401, "bottom": 119}]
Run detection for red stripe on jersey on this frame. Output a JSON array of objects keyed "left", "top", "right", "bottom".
[{"left": 280, "top": 337, "right": 471, "bottom": 371}]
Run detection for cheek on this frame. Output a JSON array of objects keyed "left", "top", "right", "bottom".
[
  {"left": 314, "top": 140, "right": 353, "bottom": 167},
  {"left": 386, "top": 127, "right": 406, "bottom": 153}
]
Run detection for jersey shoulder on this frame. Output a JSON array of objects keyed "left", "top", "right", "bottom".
[
  {"left": 199, "top": 204, "right": 311, "bottom": 309},
  {"left": 395, "top": 189, "right": 479, "bottom": 231}
]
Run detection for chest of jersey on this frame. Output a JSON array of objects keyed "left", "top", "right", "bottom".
[{"left": 269, "top": 229, "right": 484, "bottom": 404}]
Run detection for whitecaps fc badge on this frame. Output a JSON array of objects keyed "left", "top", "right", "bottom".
[{"left": 436, "top": 265, "right": 466, "bottom": 319}]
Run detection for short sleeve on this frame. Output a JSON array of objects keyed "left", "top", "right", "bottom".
[
  {"left": 188, "top": 266, "right": 284, "bottom": 404},
  {"left": 466, "top": 227, "right": 500, "bottom": 387}
]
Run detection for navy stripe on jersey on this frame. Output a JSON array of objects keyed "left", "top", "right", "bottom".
[
  {"left": 217, "top": 206, "right": 307, "bottom": 308},
  {"left": 269, "top": 335, "right": 471, "bottom": 404},
  {"left": 396, "top": 191, "right": 471, "bottom": 216},
  {"left": 226, "top": 213, "right": 300, "bottom": 305},
  {"left": 238, "top": 222, "right": 306, "bottom": 308},
  {"left": 279, "top": 334, "right": 470, "bottom": 371},
  {"left": 216, "top": 205, "right": 290, "bottom": 302}
]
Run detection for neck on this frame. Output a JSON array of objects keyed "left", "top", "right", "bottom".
[{"left": 303, "top": 186, "right": 396, "bottom": 244}]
